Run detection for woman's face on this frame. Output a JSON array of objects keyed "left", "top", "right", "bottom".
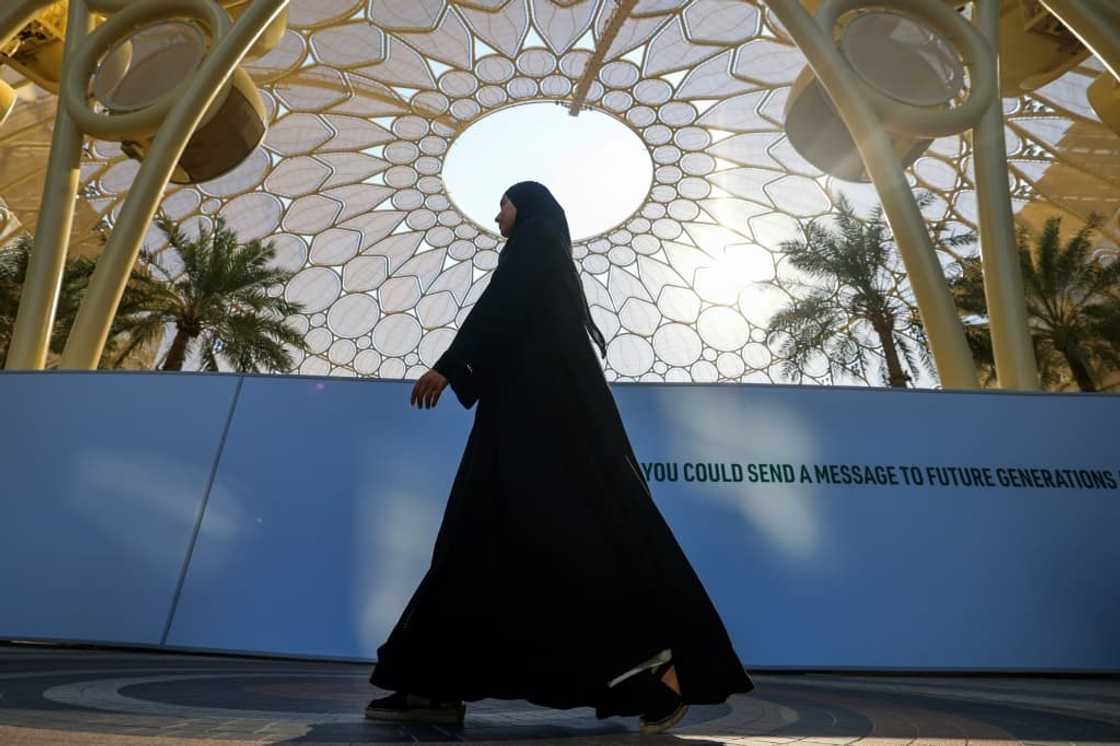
[{"left": 495, "top": 194, "right": 517, "bottom": 238}]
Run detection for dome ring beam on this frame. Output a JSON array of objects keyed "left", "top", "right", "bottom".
[
  {"left": 60, "top": 0, "right": 232, "bottom": 141},
  {"left": 816, "top": 0, "right": 998, "bottom": 138}
]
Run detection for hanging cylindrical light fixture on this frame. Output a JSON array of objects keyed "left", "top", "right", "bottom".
[
  {"left": 89, "top": 17, "right": 267, "bottom": 184},
  {"left": 784, "top": 6, "right": 970, "bottom": 181}
]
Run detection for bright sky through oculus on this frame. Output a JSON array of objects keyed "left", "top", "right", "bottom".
[{"left": 443, "top": 102, "right": 653, "bottom": 241}]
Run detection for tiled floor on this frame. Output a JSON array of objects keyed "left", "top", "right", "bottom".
[{"left": 0, "top": 645, "right": 1116, "bottom": 745}]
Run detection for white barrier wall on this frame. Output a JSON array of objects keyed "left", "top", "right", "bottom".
[{"left": 2, "top": 371, "right": 1118, "bottom": 671}]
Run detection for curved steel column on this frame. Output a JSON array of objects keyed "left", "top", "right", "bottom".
[
  {"left": 764, "top": 0, "right": 979, "bottom": 389},
  {"left": 971, "top": 0, "right": 1040, "bottom": 389},
  {"left": 4, "top": 0, "right": 92, "bottom": 370},
  {"left": 60, "top": 0, "right": 288, "bottom": 369}
]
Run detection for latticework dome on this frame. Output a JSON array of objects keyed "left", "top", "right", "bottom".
[{"left": 3, "top": 0, "right": 1117, "bottom": 384}]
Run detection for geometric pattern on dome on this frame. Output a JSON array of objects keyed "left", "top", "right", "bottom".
[{"left": 59, "top": 0, "right": 1120, "bottom": 384}]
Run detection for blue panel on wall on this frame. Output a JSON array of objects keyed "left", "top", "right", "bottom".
[
  {"left": 611, "top": 384, "right": 1120, "bottom": 671},
  {"left": 4, "top": 372, "right": 1117, "bottom": 671},
  {"left": 165, "top": 376, "right": 472, "bottom": 659},
  {"left": 0, "top": 372, "right": 239, "bottom": 645}
]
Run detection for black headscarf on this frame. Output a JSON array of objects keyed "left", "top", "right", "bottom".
[{"left": 499, "top": 181, "right": 607, "bottom": 359}]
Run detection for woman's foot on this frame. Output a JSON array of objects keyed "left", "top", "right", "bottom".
[
  {"left": 605, "top": 652, "right": 688, "bottom": 734},
  {"left": 364, "top": 691, "right": 466, "bottom": 723},
  {"left": 639, "top": 662, "right": 688, "bottom": 735}
]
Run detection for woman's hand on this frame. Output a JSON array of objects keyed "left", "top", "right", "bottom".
[{"left": 410, "top": 369, "right": 449, "bottom": 409}]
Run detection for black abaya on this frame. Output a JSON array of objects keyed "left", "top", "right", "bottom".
[{"left": 370, "top": 185, "right": 753, "bottom": 717}]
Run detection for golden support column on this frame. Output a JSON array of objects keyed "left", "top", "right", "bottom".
[
  {"left": 765, "top": 0, "right": 979, "bottom": 389},
  {"left": 57, "top": 0, "right": 287, "bottom": 369},
  {"left": 3, "top": 0, "right": 91, "bottom": 370},
  {"left": 970, "top": 0, "right": 1040, "bottom": 390}
]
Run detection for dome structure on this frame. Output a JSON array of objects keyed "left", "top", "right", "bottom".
[{"left": 1, "top": 0, "right": 1117, "bottom": 385}]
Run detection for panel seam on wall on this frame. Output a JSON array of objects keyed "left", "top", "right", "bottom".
[{"left": 160, "top": 376, "right": 246, "bottom": 646}]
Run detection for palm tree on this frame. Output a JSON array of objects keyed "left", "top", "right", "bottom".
[
  {"left": 0, "top": 236, "right": 30, "bottom": 360},
  {"left": 0, "top": 234, "right": 150, "bottom": 367},
  {"left": 765, "top": 194, "right": 973, "bottom": 388},
  {"left": 948, "top": 215, "right": 1120, "bottom": 392},
  {"left": 114, "top": 214, "right": 310, "bottom": 372}
]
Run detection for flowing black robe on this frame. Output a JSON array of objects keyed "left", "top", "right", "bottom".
[{"left": 370, "top": 217, "right": 753, "bottom": 717}]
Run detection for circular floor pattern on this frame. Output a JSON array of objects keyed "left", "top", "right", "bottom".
[
  {"left": 2, "top": 650, "right": 738, "bottom": 742},
  {"left": 1, "top": 647, "right": 1118, "bottom": 744}
]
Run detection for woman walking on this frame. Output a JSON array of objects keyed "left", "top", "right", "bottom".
[{"left": 366, "top": 181, "right": 753, "bottom": 734}]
